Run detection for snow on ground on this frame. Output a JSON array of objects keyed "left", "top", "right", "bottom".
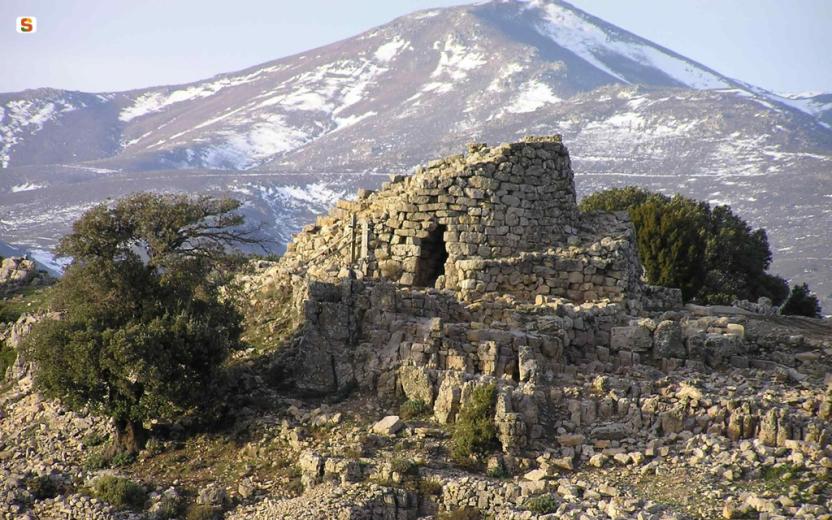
[
  {"left": 119, "top": 68, "right": 275, "bottom": 122},
  {"left": 410, "top": 10, "right": 440, "bottom": 20},
  {"left": 374, "top": 37, "right": 409, "bottom": 62},
  {"left": 0, "top": 98, "right": 76, "bottom": 167},
  {"left": 487, "top": 63, "right": 525, "bottom": 93},
  {"left": 527, "top": 0, "right": 732, "bottom": 90},
  {"left": 201, "top": 114, "right": 311, "bottom": 170},
  {"left": 430, "top": 36, "right": 486, "bottom": 82},
  {"left": 768, "top": 92, "right": 832, "bottom": 119},
  {"left": 10, "top": 183, "right": 45, "bottom": 193},
  {"left": 504, "top": 80, "right": 561, "bottom": 113},
  {"left": 28, "top": 249, "right": 70, "bottom": 275}
]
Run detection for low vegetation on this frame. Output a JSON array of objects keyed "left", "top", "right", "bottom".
[
  {"left": 89, "top": 475, "right": 147, "bottom": 510},
  {"left": 451, "top": 383, "right": 498, "bottom": 464},
  {"left": 399, "top": 398, "right": 431, "bottom": 419},
  {"left": 0, "top": 345, "right": 15, "bottom": 381},
  {"left": 0, "top": 284, "right": 52, "bottom": 323},
  {"left": 524, "top": 493, "right": 558, "bottom": 514}
]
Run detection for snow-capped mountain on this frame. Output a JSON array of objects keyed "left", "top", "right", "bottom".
[{"left": 1, "top": 0, "right": 831, "bottom": 307}]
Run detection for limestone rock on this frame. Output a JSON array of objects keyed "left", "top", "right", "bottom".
[
  {"left": 372, "top": 416, "right": 403, "bottom": 436},
  {"left": 653, "top": 320, "right": 685, "bottom": 358}
]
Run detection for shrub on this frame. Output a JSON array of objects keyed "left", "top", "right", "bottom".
[
  {"left": 83, "top": 449, "right": 110, "bottom": 471},
  {"left": 90, "top": 476, "right": 146, "bottom": 510},
  {"left": 82, "top": 432, "right": 107, "bottom": 447},
  {"left": 110, "top": 451, "right": 136, "bottom": 467},
  {"left": 451, "top": 384, "right": 498, "bottom": 464},
  {"left": 390, "top": 458, "right": 419, "bottom": 476},
  {"left": 486, "top": 465, "right": 509, "bottom": 479},
  {"left": 152, "top": 495, "right": 183, "bottom": 520},
  {"left": 399, "top": 399, "right": 430, "bottom": 419},
  {"left": 524, "top": 494, "right": 558, "bottom": 514},
  {"left": 781, "top": 283, "right": 822, "bottom": 318},
  {"left": 418, "top": 478, "right": 443, "bottom": 496}
]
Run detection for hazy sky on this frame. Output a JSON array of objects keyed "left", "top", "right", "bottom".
[{"left": 2, "top": 0, "right": 830, "bottom": 94}]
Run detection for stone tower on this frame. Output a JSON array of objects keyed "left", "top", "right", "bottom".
[{"left": 278, "top": 136, "right": 644, "bottom": 305}]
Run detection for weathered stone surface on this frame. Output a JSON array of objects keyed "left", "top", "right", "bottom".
[
  {"left": 372, "top": 416, "right": 404, "bottom": 436},
  {"left": 398, "top": 365, "right": 434, "bottom": 404},
  {"left": 653, "top": 320, "right": 685, "bottom": 358},
  {"left": 610, "top": 325, "right": 653, "bottom": 352}
]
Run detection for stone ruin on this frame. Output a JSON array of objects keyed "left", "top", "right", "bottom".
[{"left": 246, "top": 136, "right": 831, "bottom": 460}]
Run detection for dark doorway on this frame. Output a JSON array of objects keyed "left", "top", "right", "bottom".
[{"left": 414, "top": 224, "right": 448, "bottom": 288}]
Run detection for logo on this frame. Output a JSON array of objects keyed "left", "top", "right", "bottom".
[{"left": 17, "top": 17, "right": 36, "bottom": 33}]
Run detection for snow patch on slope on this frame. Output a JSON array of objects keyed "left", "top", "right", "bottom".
[
  {"left": 769, "top": 92, "right": 832, "bottom": 119},
  {"left": 374, "top": 37, "right": 409, "bottom": 62},
  {"left": 0, "top": 99, "right": 76, "bottom": 167},
  {"left": 119, "top": 68, "right": 274, "bottom": 122},
  {"left": 505, "top": 80, "right": 561, "bottom": 113},
  {"left": 431, "top": 36, "right": 486, "bottom": 82},
  {"left": 487, "top": 63, "right": 525, "bottom": 93},
  {"left": 201, "top": 114, "right": 311, "bottom": 169},
  {"left": 10, "top": 182, "right": 45, "bottom": 193},
  {"left": 528, "top": 0, "right": 731, "bottom": 89}
]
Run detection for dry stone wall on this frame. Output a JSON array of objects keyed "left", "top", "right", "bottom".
[{"left": 279, "top": 136, "right": 639, "bottom": 306}]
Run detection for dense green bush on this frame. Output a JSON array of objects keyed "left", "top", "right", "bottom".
[
  {"left": 451, "top": 384, "right": 498, "bottom": 463},
  {"left": 781, "top": 283, "right": 822, "bottom": 318},
  {"left": 580, "top": 187, "right": 789, "bottom": 304},
  {"left": 22, "top": 193, "right": 253, "bottom": 455},
  {"left": 90, "top": 476, "right": 146, "bottom": 510}
]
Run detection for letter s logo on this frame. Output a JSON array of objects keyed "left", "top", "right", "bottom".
[{"left": 17, "top": 17, "right": 36, "bottom": 33}]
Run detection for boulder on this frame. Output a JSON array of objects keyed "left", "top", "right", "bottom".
[
  {"left": 610, "top": 325, "right": 652, "bottom": 352},
  {"left": 372, "top": 415, "right": 403, "bottom": 436},
  {"left": 398, "top": 365, "right": 434, "bottom": 404},
  {"left": 653, "top": 320, "right": 685, "bottom": 358}
]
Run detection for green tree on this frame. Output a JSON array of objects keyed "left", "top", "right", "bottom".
[
  {"left": 580, "top": 187, "right": 787, "bottom": 304},
  {"left": 780, "top": 283, "right": 822, "bottom": 318},
  {"left": 630, "top": 195, "right": 709, "bottom": 301},
  {"left": 22, "top": 193, "right": 255, "bottom": 455}
]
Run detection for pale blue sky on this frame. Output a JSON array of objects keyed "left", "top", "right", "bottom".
[{"left": 1, "top": 0, "right": 829, "bottom": 94}]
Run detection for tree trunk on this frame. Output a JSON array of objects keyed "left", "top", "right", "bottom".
[{"left": 107, "top": 418, "right": 148, "bottom": 457}]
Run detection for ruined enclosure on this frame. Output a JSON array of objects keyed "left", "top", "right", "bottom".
[{"left": 413, "top": 224, "right": 448, "bottom": 288}]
